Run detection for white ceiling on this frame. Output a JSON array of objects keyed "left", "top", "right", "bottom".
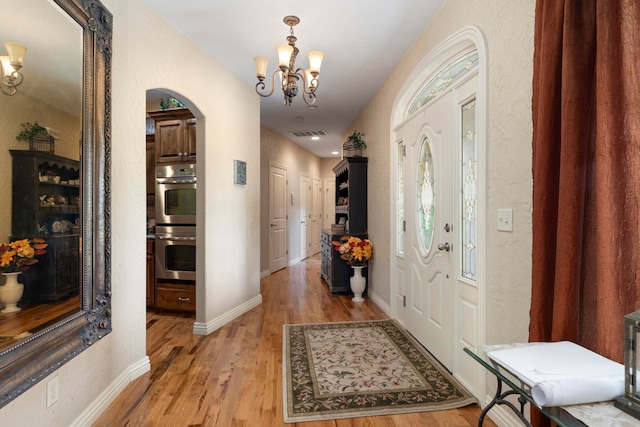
[{"left": 143, "top": 1, "right": 445, "bottom": 158}]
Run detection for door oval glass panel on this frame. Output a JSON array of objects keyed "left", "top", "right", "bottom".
[{"left": 417, "top": 135, "right": 435, "bottom": 256}]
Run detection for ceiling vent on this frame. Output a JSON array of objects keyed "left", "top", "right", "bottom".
[{"left": 290, "top": 129, "right": 328, "bottom": 138}]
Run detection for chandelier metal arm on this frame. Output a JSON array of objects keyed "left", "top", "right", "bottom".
[
  {"left": 255, "top": 68, "right": 282, "bottom": 98},
  {"left": 1, "top": 69, "right": 22, "bottom": 96},
  {"left": 294, "top": 68, "right": 318, "bottom": 105}
]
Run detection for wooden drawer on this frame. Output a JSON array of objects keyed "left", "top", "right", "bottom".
[
  {"left": 322, "top": 242, "right": 332, "bottom": 258},
  {"left": 155, "top": 282, "right": 195, "bottom": 311},
  {"left": 321, "top": 231, "right": 330, "bottom": 244}
]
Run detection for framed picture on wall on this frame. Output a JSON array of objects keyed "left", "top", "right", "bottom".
[{"left": 234, "top": 160, "right": 247, "bottom": 185}]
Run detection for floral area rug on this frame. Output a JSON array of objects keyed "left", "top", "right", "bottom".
[{"left": 282, "top": 319, "right": 476, "bottom": 423}]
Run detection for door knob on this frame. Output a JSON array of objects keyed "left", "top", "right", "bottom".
[{"left": 438, "top": 242, "right": 451, "bottom": 252}]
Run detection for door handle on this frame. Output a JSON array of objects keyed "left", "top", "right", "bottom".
[
  {"left": 444, "top": 223, "right": 451, "bottom": 232},
  {"left": 437, "top": 242, "right": 451, "bottom": 252},
  {"left": 270, "top": 224, "right": 276, "bottom": 227}
]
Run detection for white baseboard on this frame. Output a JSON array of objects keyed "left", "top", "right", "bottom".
[
  {"left": 192, "top": 294, "right": 263, "bottom": 335},
  {"left": 70, "top": 356, "right": 151, "bottom": 427},
  {"left": 367, "top": 289, "right": 391, "bottom": 315},
  {"left": 260, "top": 269, "right": 270, "bottom": 279}
]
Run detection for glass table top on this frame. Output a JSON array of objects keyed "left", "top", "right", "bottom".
[{"left": 464, "top": 346, "right": 588, "bottom": 427}]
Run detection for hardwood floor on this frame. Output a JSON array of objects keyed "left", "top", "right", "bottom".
[
  {"left": 93, "top": 255, "right": 496, "bottom": 426},
  {"left": 0, "top": 295, "right": 80, "bottom": 351}
]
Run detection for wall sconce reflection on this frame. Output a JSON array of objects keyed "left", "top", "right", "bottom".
[{"left": 1, "top": 42, "right": 27, "bottom": 96}]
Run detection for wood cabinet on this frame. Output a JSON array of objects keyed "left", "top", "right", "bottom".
[
  {"left": 10, "top": 150, "right": 80, "bottom": 237},
  {"left": 321, "top": 157, "right": 369, "bottom": 295},
  {"left": 21, "top": 234, "right": 80, "bottom": 303},
  {"left": 155, "top": 282, "right": 196, "bottom": 311},
  {"left": 320, "top": 231, "right": 332, "bottom": 285},
  {"left": 148, "top": 108, "right": 196, "bottom": 164},
  {"left": 332, "top": 157, "right": 368, "bottom": 234},
  {"left": 146, "top": 238, "right": 155, "bottom": 307},
  {"left": 321, "top": 230, "right": 368, "bottom": 295},
  {"left": 10, "top": 150, "right": 81, "bottom": 303},
  {"left": 146, "top": 134, "right": 156, "bottom": 195}
]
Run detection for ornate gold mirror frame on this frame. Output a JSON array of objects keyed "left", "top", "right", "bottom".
[{"left": 0, "top": 0, "right": 112, "bottom": 408}]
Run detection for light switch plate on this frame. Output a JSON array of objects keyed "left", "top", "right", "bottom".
[{"left": 497, "top": 208, "right": 513, "bottom": 232}]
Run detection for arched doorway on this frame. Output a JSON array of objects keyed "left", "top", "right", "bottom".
[{"left": 145, "top": 89, "right": 204, "bottom": 328}]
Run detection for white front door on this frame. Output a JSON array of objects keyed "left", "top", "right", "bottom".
[
  {"left": 269, "top": 163, "right": 288, "bottom": 273},
  {"left": 393, "top": 38, "right": 485, "bottom": 400},
  {"left": 300, "top": 174, "right": 311, "bottom": 260},
  {"left": 312, "top": 177, "right": 322, "bottom": 254},
  {"left": 401, "top": 93, "right": 455, "bottom": 369}
]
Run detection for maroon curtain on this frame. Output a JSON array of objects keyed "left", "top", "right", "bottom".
[{"left": 530, "top": 0, "right": 640, "bottom": 425}]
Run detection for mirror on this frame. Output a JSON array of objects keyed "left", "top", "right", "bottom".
[
  {"left": 0, "top": 0, "right": 111, "bottom": 408},
  {"left": 0, "top": 0, "right": 83, "bottom": 352}
]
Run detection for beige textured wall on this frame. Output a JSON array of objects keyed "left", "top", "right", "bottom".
[
  {"left": 347, "top": 0, "right": 535, "bottom": 344},
  {"left": 260, "top": 126, "right": 324, "bottom": 271}
]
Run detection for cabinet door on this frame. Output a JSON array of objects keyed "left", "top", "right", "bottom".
[
  {"left": 146, "top": 134, "right": 156, "bottom": 194},
  {"left": 146, "top": 239, "right": 155, "bottom": 306},
  {"left": 156, "top": 119, "right": 184, "bottom": 163},
  {"left": 56, "top": 246, "right": 80, "bottom": 296},
  {"left": 185, "top": 118, "right": 197, "bottom": 160}
]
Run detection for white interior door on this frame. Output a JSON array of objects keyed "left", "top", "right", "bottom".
[
  {"left": 269, "top": 164, "right": 288, "bottom": 273},
  {"left": 300, "top": 173, "right": 311, "bottom": 260},
  {"left": 323, "top": 179, "right": 335, "bottom": 230},
  {"left": 402, "top": 93, "right": 454, "bottom": 370},
  {"left": 312, "top": 177, "right": 322, "bottom": 254}
]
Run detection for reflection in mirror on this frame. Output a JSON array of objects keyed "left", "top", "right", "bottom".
[
  {"left": 0, "top": 0, "right": 112, "bottom": 408},
  {"left": 0, "top": 0, "right": 83, "bottom": 352}
]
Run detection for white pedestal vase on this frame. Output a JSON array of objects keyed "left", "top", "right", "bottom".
[
  {"left": 0, "top": 272, "right": 24, "bottom": 313},
  {"left": 350, "top": 266, "right": 366, "bottom": 302}
]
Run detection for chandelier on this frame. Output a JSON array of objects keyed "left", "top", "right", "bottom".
[
  {"left": 1, "top": 42, "right": 27, "bottom": 96},
  {"left": 253, "top": 16, "right": 324, "bottom": 106}
]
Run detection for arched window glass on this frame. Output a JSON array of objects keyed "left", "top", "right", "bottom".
[{"left": 408, "top": 50, "right": 478, "bottom": 116}]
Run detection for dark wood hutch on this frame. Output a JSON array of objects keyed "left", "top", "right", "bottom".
[
  {"left": 321, "top": 157, "right": 368, "bottom": 295},
  {"left": 10, "top": 150, "right": 81, "bottom": 303}
]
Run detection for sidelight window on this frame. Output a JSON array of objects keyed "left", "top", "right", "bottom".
[{"left": 461, "top": 99, "right": 477, "bottom": 280}]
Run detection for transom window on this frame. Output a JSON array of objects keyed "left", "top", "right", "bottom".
[{"left": 408, "top": 50, "right": 478, "bottom": 116}]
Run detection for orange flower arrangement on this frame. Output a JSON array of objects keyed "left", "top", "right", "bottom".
[
  {"left": 0, "top": 238, "right": 48, "bottom": 273},
  {"left": 332, "top": 235, "right": 373, "bottom": 266}
]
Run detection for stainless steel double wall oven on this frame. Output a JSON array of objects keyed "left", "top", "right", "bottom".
[{"left": 155, "top": 163, "right": 196, "bottom": 282}]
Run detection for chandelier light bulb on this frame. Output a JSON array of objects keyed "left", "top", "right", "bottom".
[
  {"left": 253, "top": 56, "right": 268, "bottom": 80},
  {"left": 5, "top": 42, "right": 26, "bottom": 70},
  {"left": 307, "top": 51, "right": 324, "bottom": 75},
  {"left": 277, "top": 44, "right": 293, "bottom": 69}
]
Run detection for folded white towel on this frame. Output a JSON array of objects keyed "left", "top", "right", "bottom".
[
  {"left": 487, "top": 341, "right": 625, "bottom": 407},
  {"left": 531, "top": 376, "right": 625, "bottom": 407}
]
